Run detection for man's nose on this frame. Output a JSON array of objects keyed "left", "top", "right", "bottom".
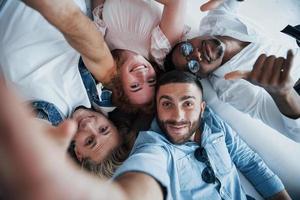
[
  {"left": 189, "top": 48, "right": 201, "bottom": 61},
  {"left": 172, "top": 107, "right": 185, "bottom": 121}
]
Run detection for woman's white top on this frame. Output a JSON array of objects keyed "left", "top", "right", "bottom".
[{"left": 93, "top": 0, "right": 171, "bottom": 66}]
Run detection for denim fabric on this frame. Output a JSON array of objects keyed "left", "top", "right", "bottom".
[
  {"left": 294, "top": 79, "right": 300, "bottom": 95},
  {"left": 0, "top": 0, "right": 6, "bottom": 12},
  {"left": 31, "top": 58, "right": 113, "bottom": 125},
  {"left": 31, "top": 100, "right": 64, "bottom": 126},
  {"left": 114, "top": 106, "right": 284, "bottom": 200}
]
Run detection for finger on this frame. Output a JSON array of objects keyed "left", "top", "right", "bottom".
[
  {"left": 224, "top": 70, "right": 251, "bottom": 80},
  {"left": 250, "top": 54, "right": 267, "bottom": 82},
  {"left": 200, "top": 0, "right": 223, "bottom": 12},
  {"left": 0, "top": 75, "right": 32, "bottom": 145},
  {"left": 259, "top": 55, "right": 276, "bottom": 85},
  {"left": 55, "top": 120, "right": 77, "bottom": 151},
  {"left": 280, "top": 50, "right": 294, "bottom": 83},
  {"left": 270, "top": 57, "right": 284, "bottom": 85},
  {"left": 0, "top": 74, "right": 42, "bottom": 183}
]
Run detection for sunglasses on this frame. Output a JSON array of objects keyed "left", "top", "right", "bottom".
[
  {"left": 180, "top": 42, "right": 201, "bottom": 74},
  {"left": 194, "top": 147, "right": 216, "bottom": 183}
]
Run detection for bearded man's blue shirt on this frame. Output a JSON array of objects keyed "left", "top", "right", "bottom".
[{"left": 113, "top": 107, "right": 284, "bottom": 200}]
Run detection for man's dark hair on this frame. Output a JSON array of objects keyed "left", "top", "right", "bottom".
[
  {"left": 156, "top": 70, "right": 203, "bottom": 95},
  {"left": 163, "top": 41, "right": 184, "bottom": 72},
  {"left": 164, "top": 42, "right": 182, "bottom": 72}
]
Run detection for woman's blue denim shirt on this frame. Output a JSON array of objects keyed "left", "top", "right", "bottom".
[{"left": 31, "top": 58, "right": 113, "bottom": 126}]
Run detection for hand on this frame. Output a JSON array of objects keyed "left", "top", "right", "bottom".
[
  {"left": 225, "top": 50, "right": 295, "bottom": 96},
  {"left": 0, "top": 76, "right": 78, "bottom": 199},
  {"left": 200, "top": 0, "right": 224, "bottom": 12}
]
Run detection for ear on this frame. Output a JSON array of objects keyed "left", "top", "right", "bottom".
[{"left": 200, "top": 101, "right": 206, "bottom": 118}]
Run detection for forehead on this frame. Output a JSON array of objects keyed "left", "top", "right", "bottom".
[{"left": 157, "top": 83, "right": 202, "bottom": 101}]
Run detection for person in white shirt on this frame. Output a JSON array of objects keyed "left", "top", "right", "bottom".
[
  {"left": 90, "top": 0, "right": 223, "bottom": 112},
  {"left": 89, "top": 0, "right": 187, "bottom": 112},
  {"left": 0, "top": 0, "right": 133, "bottom": 172},
  {"left": 164, "top": 0, "right": 300, "bottom": 142}
]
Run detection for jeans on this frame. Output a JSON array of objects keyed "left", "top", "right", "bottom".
[{"left": 31, "top": 100, "right": 64, "bottom": 126}]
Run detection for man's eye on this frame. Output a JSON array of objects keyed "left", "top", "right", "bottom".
[
  {"left": 184, "top": 101, "right": 194, "bottom": 107},
  {"left": 162, "top": 102, "right": 171, "bottom": 108}
]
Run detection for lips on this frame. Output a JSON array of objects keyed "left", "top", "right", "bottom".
[
  {"left": 167, "top": 123, "right": 188, "bottom": 134},
  {"left": 202, "top": 41, "right": 212, "bottom": 63}
]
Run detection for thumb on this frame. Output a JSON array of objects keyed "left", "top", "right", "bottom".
[
  {"left": 200, "top": 0, "right": 223, "bottom": 12},
  {"left": 54, "top": 119, "right": 77, "bottom": 150},
  {"left": 224, "top": 70, "right": 251, "bottom": 80}
]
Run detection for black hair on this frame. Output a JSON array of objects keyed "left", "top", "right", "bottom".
[
  {"left": 156, "top": 70, "right": 203, "bottom": 95},
  {"left": 163, "top": 41, "right": 184, "bottom": 72}
]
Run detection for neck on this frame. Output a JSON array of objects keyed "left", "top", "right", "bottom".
[
  {"left": 192, "top": 129, "right": 201, "bottom": 143},
  {"left": 218, "top": 36, "right": 250, "bottom": 65}
]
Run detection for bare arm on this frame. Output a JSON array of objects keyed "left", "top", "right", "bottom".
[
  {"left": 225, "top": 50, "right": 300, "bottom": 119},
  {"left": 266, "top": 190, "right": 291, "bottom": 200},
  {"left": 0, "top": 75, "right": 163, "bottom": 200},
  {"left": 22, "top": 0, "right": 115, "bottom": 85},
  {"left": 155, "top": 0, "right": 187, "bottom": 46},
  {"left": 116, "top": 172, "right": 164, "bottom": 200}
]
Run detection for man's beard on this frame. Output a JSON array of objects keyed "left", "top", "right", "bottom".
[{"left": 157, "top": 114, "right": 202, "bottom": 145}]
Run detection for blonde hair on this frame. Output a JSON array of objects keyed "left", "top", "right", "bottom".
[{"left": 81, "top": 144, "right": 130, "bottom": 178}]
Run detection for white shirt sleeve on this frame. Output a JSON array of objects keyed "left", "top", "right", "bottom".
[
  {"left": 210, "top": 76, "right": 300, "bottom": 142},
  {"left": 150, "top": 25, "right": 171, "bottom": 67}
]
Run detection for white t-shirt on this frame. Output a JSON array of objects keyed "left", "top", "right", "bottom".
[
  {"left": 199, "top": 0, "right": 300, "bottom": 141},
  {"left": 92, "top": 0, "right": 171, "bottom": 66},
  {"left": 0, "top": 0, "right": 90, "bottom": 118}
]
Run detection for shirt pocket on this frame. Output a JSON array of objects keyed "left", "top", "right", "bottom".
[
  {"left": 176, "top": 153, "right": 205, "bottom": 192},
  {"left": 208, "top": 134, "right": 233, "bottom": 175}
]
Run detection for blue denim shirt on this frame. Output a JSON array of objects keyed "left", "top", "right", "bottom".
[
  {"left": 31, "top": 58, "right": 113, "bottom": 126},
  {"left": 0, "top": 0, "right": 6, "bottom": 11},
  {"left": 114, "top": 107, "right": 284, "bottom": 200}
]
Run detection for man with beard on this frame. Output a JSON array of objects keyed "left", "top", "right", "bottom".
[
  {"left": 111, "top": 70, "right": 290, "bottom": 199},
  {"left": 164, "top": 0, "right": 300, "bottom": 142},
  {"left": 0, "top": 70, "right": 291, "bottom": 199}
]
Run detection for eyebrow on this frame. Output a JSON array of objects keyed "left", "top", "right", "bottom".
[
  {"left": 180, "top": 95, "right": 196, "bottom": 101},
  {"left": 159, "top": 95, "right": 173, "bottom": 102}
]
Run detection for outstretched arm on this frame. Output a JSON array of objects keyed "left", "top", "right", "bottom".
[
  {"left": 0, "top": 75, "right": 162, "bottom": 200},
  {"left": 220, "top": 117, "right": 290, "bottom": 199},
  {"left": 155, "top": 0, "right": 187, "bottom": 46},
  {"left": 22, "top": 0, "right": 115, "bottom": 85}
]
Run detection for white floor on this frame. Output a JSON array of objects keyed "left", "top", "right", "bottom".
[{"left": 184, "top": 1, "right": 300, "bottom": 199}]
